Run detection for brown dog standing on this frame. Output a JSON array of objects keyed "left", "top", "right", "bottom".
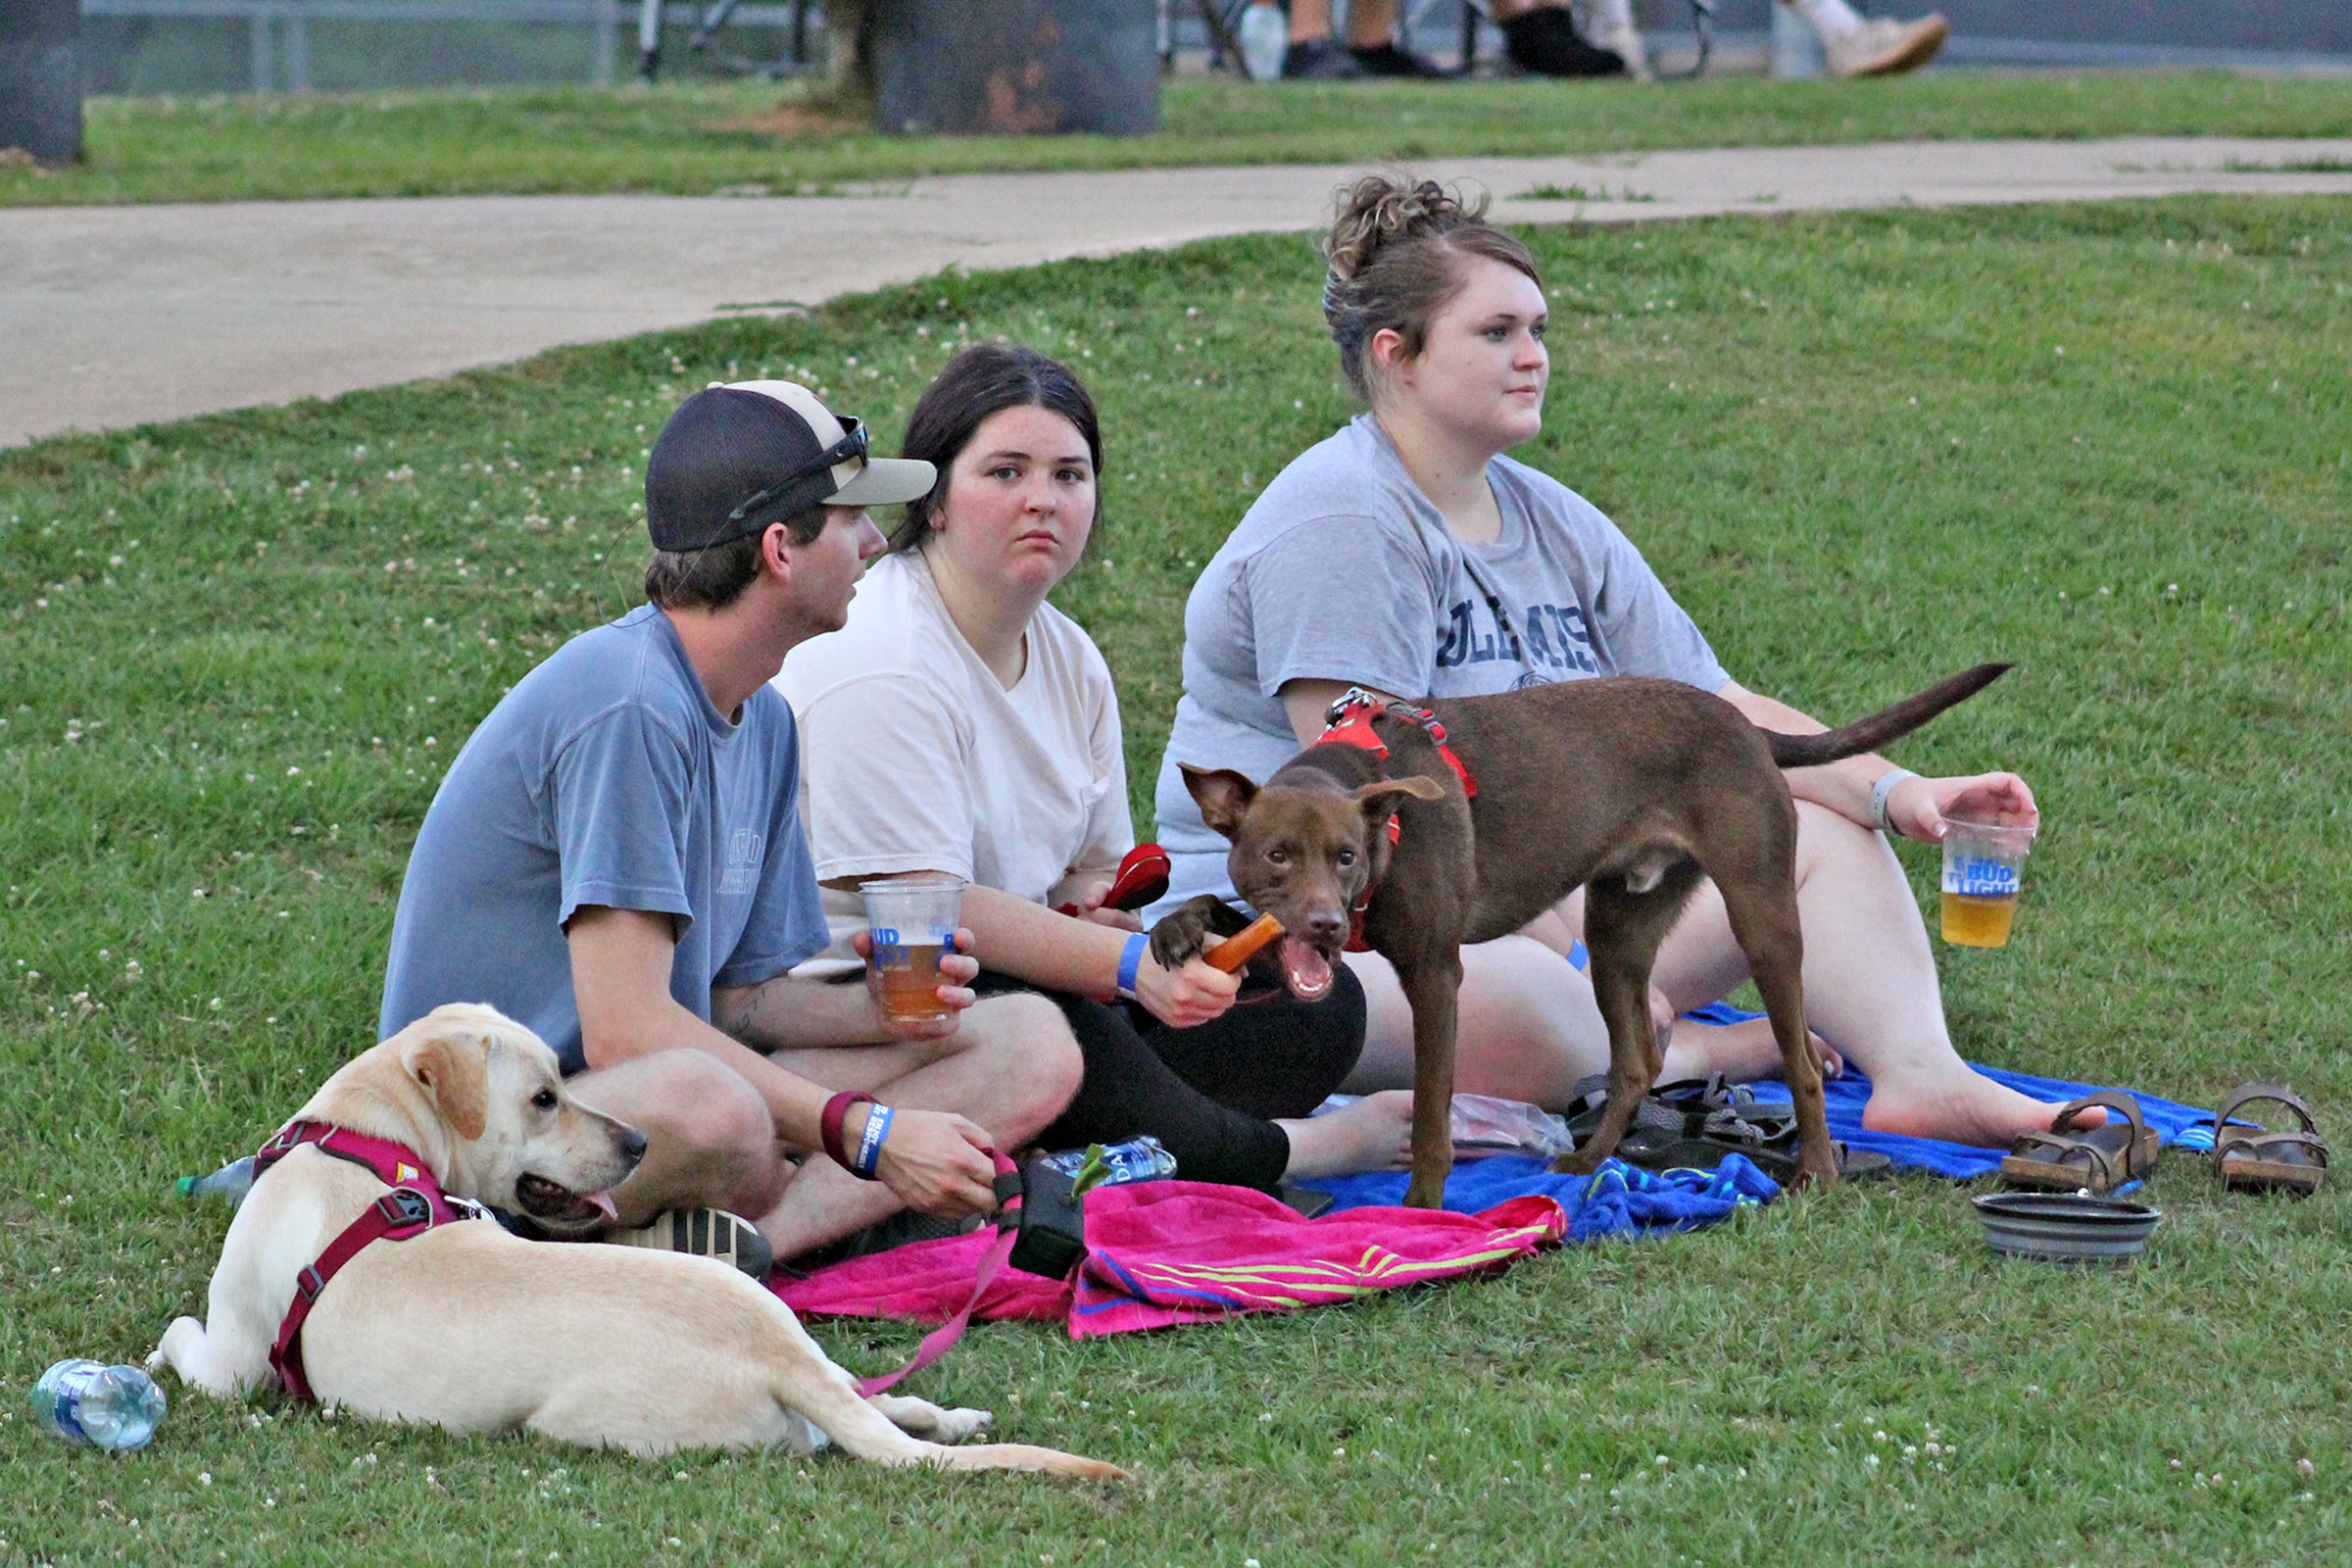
[{"left": 1158, "top": 665, "right": 2010, "bottom": 1208}]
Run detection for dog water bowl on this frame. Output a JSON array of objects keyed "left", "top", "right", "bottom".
[{"left": 1973, "top": 1192, "right": 2162, "bottom": 1263}]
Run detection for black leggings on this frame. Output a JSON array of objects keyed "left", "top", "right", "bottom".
[{"left": 976, "top": 967, "right": 1367, "bottom": 1192}]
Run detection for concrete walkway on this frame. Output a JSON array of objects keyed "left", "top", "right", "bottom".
[{"left": 6, "top": 135, "right": 2350, "bottom": 447}]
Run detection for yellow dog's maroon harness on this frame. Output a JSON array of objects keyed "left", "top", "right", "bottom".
[{"left": 248, "top": 1120, "right": 483, "bottom": 1403}]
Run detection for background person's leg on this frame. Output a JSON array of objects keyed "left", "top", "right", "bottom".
[
  {"left": 1648, "top": 799, "right": 2080, "bottom": 1148},
  {"left": 1783, "top": 0, "right": 1949, "bottom": 77}
]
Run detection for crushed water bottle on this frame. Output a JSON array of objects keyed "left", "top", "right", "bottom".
[
  {"left": 176, "top": 1153, "right": 258, "bottom": 1207},
  {"left": 32, "top": 1359, "right": 168, "bottom": 1451},
  {"left": 1040, "top": 1135, "right": 1177, "bottom": 1191}
]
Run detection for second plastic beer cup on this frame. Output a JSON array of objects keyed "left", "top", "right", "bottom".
[
  {"left": 1939, "top": 813, "right": 2036, "bottom": 948},
  {"left": 860, "top": 874, "right": 964, "bottom": 1022}
]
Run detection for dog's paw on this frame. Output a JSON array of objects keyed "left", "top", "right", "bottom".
[
  {"left": 872, "top": 1394, "right": 993, "bottom": 1443},
  {"left": 931, "top": 1405, "right": 994, "bottom": 1444},
  {"left": 1146, "top": 896, "right": 1229, "bottom": 972}
]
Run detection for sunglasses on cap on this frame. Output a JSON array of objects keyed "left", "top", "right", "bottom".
[{"left": 723, "top": 416, "right": 869, "bottom": 529}]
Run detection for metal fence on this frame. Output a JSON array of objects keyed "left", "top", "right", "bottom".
[
  {"left": 72, "top": 0, "right": 2352, "bottom": 98},
  {"left": 79, "top": 0, "right": 811, "bottom": 92}
]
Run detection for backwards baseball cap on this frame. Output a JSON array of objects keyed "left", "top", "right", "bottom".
[{"left": 644, "top": 379, "right": 937, "bottom": 552}]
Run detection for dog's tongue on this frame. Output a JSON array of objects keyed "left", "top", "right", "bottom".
[
  {"left": 1282, "top": 935, "right": 1335, "bottom": 1002},
  {"left": 588, "top": 1191, "right": 620, "bottom": 1223}
]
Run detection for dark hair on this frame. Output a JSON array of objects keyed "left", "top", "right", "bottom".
[
  {"left": 642, "top": 507, "right": 826, "bottom": 611},
  {"left": 1322, "top": 174, "right": 1543, "bottom": 403},
  {"left": 889, "top": 343, "right": 1102, "bottom": 556}
]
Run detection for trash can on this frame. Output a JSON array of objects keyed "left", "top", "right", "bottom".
[
  {"left": 0, "top": 0, "right": 82, "bottom": 166},
  {"left": 870, "top": 0, "right": 1159, "bottom": 137}
]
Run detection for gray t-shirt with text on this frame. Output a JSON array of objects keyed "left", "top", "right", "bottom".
[
  {"left": 1152, "top": 415, "right": 1728, "bottom": 910},
  {"left": 380, "top": 604, "right": 827, "bottom": 1074}
]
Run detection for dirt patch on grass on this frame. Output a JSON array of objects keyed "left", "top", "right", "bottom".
[{"left": 710, "top": 99, "right": 869, "bottom": 139}]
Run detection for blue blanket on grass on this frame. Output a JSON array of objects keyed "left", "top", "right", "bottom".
[{"left": 1301, "top": 1059, "right": 2214, "bottom": 1239}]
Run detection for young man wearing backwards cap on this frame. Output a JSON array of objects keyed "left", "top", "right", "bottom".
[{"left": 381, "top": 381, "right": 1083, "bottom": 1273}]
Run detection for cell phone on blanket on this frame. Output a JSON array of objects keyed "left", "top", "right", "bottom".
[{"left": 1057, "top": 844, "right": 1173, "bottom": 917}]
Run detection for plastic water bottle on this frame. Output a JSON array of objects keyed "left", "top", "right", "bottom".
[
  {"left": 176, "top": 1154, "right": 258, "bottom": 1207},
  {"left": 1237, "top": 2, "right": 1288, "bottom": 82},
  {"left": 1041, "top": 1136, "right": 1178, "bottom": 1189},
  {"left": 32, "top": 1360, "right": 168, "bottom": 1451}
]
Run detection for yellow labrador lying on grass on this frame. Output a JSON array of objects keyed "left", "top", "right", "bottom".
[{"left": 152, "top": 1002, "right": 1123, "bottom": 1477}]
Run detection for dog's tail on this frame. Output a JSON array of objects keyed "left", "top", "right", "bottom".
[
  {"left": 921, "top": 1442, "right": 1131, "bottom": 1479},
  {"left": 788, "top": 1368, "right": 1129, "bottom": 1479},
  {"left": 1761, "top": 663, "right": 2012, "bottom": 769}
]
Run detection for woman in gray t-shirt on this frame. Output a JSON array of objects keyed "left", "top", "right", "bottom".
[{"left": 1153, "top": 174, "right": 2078, "bottom": 1154}]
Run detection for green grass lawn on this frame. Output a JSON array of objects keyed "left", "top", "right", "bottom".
[
  {"left": 3, "top": 71, "right": 2349, "bottom": 207},
  {"left": 5, "top": 193, "right": 2351, "bottom": 1564}
]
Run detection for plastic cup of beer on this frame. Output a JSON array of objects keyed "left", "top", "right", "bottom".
[
  {"left": 860, "top": 874, "right": 963, "bottom": 1022},
  {"left": 1939, "top": 813, "right": 2036, "bottom": 948}
]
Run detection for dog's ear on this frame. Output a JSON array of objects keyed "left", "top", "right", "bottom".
[
  {"left": 401, "top": 1022, "right": 490, "bottom": 1142},
  {"left": 1352, "top": 776, "right": 1446, "bottom": 824},
  {"left": 1181, "top": 764, "right": 1260, "bottom": 840}
]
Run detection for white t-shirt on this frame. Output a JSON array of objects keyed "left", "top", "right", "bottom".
[{"left": 773, "top": 549, "right": 1132, "bottom": 968}]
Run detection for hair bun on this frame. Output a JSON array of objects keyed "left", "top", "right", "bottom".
[{"left": 1324, "top": 174, "right": 1490, "bottom": 283}]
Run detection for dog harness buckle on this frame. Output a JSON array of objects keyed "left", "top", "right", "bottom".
[{"left": 375, "top": 1188, "right": 435, "bottom": 1232}]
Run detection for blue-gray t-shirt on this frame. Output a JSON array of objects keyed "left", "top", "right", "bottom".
[
  {"left": 1152, "top": 415, "right": 1729, "bottom": 911},
  {"left": 379, "top": 604, "right": 827, "bottom": 1074}
]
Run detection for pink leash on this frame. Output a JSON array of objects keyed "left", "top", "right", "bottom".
[{"left": 852, "top": 1151, "right": 1031, "bottom": 1397}]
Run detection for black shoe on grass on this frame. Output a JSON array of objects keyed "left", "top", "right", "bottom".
[
  {"left": 1500, "top": 7, "right": 1627, "bottom": 76},
  {"left": 1281, "top": 37, "right": 1369, "bottom": 78}
]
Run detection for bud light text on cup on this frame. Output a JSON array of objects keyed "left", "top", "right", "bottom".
[
  {"left": 1943, "top": 857, "right": 2019, "bottom": 898},
  {"left": 871, "top": 926, "right": 907, "bottom": 966}
]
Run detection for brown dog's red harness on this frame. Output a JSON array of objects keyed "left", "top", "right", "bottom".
[
  {"left": 249, "top": 1120, "right": 484, "bottom": 1403},
  {"left": 1316, "top": 689, "right": 1478, "bottom": 951}
]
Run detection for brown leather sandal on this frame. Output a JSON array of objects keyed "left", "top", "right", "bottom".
[
  {"left": 1999, "top": 1092, "right": 2157, "bottom": 1195},
  {"left": 2212, "top": 1083, "right": 2328, "bottom": 1196}
]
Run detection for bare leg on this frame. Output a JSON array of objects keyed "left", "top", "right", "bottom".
[
  {"left": 1649, "top": 800, "right": 2089, "bottom": 1148},
  {"left": 1277, "top": 1090, "right": 1416, "bottom": 1180},
  {"left": 1287, "top": 0, "right": 1397, "bottom": 47},
  {"left": 566, "top": 1050, "right": 794, "bottom": 1228},
  {"left": 1340, "top": 934, "right": 1753, "bottom": 1106},
  {"left": 752, "top": 992, "right": 1082, "bottom": 1260}
]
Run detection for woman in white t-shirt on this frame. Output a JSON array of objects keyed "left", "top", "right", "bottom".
[
  {"left": 778, "top": 345, "right": 1413, "bottom": 1191},
  {"left": 1153, "top": 176, "right": 2081, "bottom": 1155}
]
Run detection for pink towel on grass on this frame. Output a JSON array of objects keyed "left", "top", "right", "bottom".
[{"left": 775, "top": 1180, "right": 1565, "bottom": 1338}]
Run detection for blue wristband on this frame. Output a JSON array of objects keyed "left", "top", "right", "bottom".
[
  {"left": 853, "top": 1104, "right": 894, "bottom": 1179},
  {"left": 1115, "top": 933, "right": 1148, "bottom": 1000}
]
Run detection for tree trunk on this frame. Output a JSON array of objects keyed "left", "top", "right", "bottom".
[{"left": 0, "top": 0, "right": 82, "bottom": 166}]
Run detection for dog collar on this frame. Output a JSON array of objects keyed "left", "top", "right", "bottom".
[
  {"left": 1319, "top": 689, "right": 1475, "bottom": 953},
  {"left": 253, "top": 1120, "right": 482, "bottom": 1403}
]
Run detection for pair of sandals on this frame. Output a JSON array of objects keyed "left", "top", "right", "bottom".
[
  {"left": 1566, "top": 1073, "right": 1891, "bottom": 1184},
  {"left": 2000, "top": 1083, "right": 2329, "bottom": 1197}
]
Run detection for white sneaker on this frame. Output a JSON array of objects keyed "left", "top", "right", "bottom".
[
  {"left": 1590, "top": 20, "right": 1651, "bottom": 80},
  {"left": 1825, "top": 13, "right": 1950, "bottom": 78},
  {"left": 1573, "top": 0, "right": 1650, "bottom": 80},
  {"left": 602, "top": 1207, "right": 774, "bottom": 1278}
]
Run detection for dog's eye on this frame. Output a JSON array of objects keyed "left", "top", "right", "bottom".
[
  {"left": 1266, "top": 848, "right": 1289, "bottom": 866},
  {"left": 532, "top": 1088, "right": 559, "bottom": 1111},
  {"left": 1336, "top": 849, "right": 1357, "bottom": 867}
]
